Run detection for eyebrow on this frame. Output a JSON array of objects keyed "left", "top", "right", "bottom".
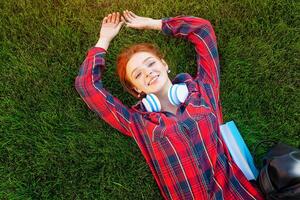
[{"left": 131, "top": 56, "right": 153, "bottom": 78}]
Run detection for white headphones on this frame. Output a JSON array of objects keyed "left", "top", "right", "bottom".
[{"left": 141, "top": 83, "right": 189, "bottom": 112}]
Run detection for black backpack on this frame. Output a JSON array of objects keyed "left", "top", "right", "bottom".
[{"left": 255, "top": 142, "right": 300, "bottom": 200}]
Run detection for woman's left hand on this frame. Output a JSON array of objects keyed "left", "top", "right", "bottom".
[{"left": 123, "top": 10, "right": 162, "bottom": 30}]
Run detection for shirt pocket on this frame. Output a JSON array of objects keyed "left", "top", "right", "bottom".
[
  {"left": 187, "top": 98, "right": 213, "bottom": 121},
  {"left": 191, "top": 109, "right": 211, "bottom": 121}
]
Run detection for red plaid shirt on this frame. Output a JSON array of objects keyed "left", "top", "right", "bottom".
[{"left": 75, "top": 16, "right": 264, "bottom": 200}]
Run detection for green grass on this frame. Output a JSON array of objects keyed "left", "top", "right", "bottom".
[{"left": 1, "top": 0, "right": 299, "bottom": 199}]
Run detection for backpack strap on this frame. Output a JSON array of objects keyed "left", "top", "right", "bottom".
[{"left": 259, "top": 164, "right": 276, "bottom": 196}]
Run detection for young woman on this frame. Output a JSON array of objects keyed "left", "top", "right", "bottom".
[{"left": 75, "top": 10, "right": 264, "bottom": 200}]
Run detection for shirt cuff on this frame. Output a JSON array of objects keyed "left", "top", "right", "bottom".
[
  {"left": 161, "top": 17, "right": 173, "bottom": 36},
  {"left": 87, "top": 47, "right": 107, "bottom": 58}
]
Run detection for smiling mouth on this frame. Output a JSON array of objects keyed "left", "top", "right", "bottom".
[{"left": 148, "top": 75, "right": 160, "bottom": 86}]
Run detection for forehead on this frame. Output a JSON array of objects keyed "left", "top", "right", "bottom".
[{"left": 126, "top": 52, "right": 156, "bottom": 75}]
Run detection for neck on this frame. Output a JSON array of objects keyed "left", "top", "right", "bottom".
[{"left": 153, "top": 79, "right": 178, "bottom": 111}]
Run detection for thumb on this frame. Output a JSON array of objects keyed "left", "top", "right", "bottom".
[
  {"left": 118, "top": 16, "right": 126, "bottom": 28},
  {"left": 121, "top": 16, "right": 133, "bottom": 28}
]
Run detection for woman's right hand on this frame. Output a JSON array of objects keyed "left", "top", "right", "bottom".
[
  {"left": 99, "top": 12, "right": 125, "bottom": 42},
  {"left": 95, "top": 12, "right": 125, "bottom": 50},
  {"left": 123, "top": 10, "right": 162, "bottom": 30}
]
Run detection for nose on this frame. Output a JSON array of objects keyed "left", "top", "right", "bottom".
[{"left": 146, "top": 71, "right": 153, "bottom": 78}]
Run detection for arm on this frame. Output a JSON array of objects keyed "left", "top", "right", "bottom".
[
  {"left": 161, "top": 16, "right": 220, "bottom": 90},
  {"left": 75, "top": 12, "right": 135, "bottom": 137},
  {"left": 123, "top": 11, "right": 220, "bottom": 90},
  {"left": 161, "top": 16, "right": 222, "bottom": 123}
]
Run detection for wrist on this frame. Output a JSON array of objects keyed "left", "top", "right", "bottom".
[
  {"left": 148, "top": 19, "right": 162, "bottom": 30},
  {"left": 95, "top": 37, "right": 111, "bottom": 50}
]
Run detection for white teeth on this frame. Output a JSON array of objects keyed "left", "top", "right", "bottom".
[{"left": 148, "top": 75, "right": 159, "bottom": 85}]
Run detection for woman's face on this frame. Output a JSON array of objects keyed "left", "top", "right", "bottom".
[{"left": 126, "top": 51, "right": 169, "bottom": 95}]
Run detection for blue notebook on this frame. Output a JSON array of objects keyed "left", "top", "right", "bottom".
[{"left": 219, "top": 121, "right": 259, "bottom": 180}]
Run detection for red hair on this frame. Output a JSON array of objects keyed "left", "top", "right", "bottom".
[{"left": 117, "top": 43, "right": 164, "bottom": 99}]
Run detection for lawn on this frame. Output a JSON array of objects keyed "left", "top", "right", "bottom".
[{"left": 0, "top": 0, "right": 299, "bottom": 199}]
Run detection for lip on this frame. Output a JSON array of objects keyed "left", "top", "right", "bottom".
[{"left": 148, "top": 75, "right": 160, "bottom": 86}]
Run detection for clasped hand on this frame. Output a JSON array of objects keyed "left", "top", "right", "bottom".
[{"left": 96, "top": 10, "right": 161, "bottom": 50}]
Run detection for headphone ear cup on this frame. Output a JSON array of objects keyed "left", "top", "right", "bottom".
[
  {"left": 168, "top": 83, "right": 189, "bottom": 106},
  {"left": 142, "top": 93, "right": 161, "bottom": 112},
  {"left": 176, "top": 83, "right": 189, "bottom": 103},
  {"left": 168, "top": 84, "right": 180, "bottom": 106},
  {"left": 142, "top": 98, "right": 152, "bottom": 112}
]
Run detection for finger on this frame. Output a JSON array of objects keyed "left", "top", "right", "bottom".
[
  {"left": 129, "top": 11, "right": 136, "bottom": 18},
  {"left": 111, "top": 12, "right": 116, "bottom": 23},
  {"left": 102, "top": 16, "right": 108, "bottom": 24},
  {"left": 120, "top": 16, "right": 129, "bottom": 27},
  {"left": 120, "top": 16, "right": 126, "bottom": 25},
  {"left": 127, "top": 10, "right": 134, "bottom": 19},
  {"left": 117, "top": 17, "right": 125, "bottom": 29},
  {"left": 122, "top": 10, "right": 129, "bottom": 21},
  {"left": 114, "top": 12, "right": 118, "bottom": 24},
  {"left": 124, "top": 10, "right": 133, "bottom": 21},
  {"left": 115, "top": 12, "right": 120, "bottom": 24},
  {"left": 120, "top": 16, "right": 125, "bottom": 22},
  {"left": 107, "top": 13, "right": 112, "bottom": 23}
]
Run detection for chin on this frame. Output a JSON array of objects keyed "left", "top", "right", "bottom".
[{"left": 148, "top": 75, "right": 168, "bottom": 94}]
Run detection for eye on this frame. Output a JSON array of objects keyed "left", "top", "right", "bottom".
[
  {"left": 135, "top": 72, "right": 141, "bottom": 79},
  {"left": 149, "top": 61, "right": 155, "bottom": 66}
]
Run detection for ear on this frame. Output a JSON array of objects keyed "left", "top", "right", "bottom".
[{"left": 133, "top": 87, "right": 141, "bottom": 93}]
